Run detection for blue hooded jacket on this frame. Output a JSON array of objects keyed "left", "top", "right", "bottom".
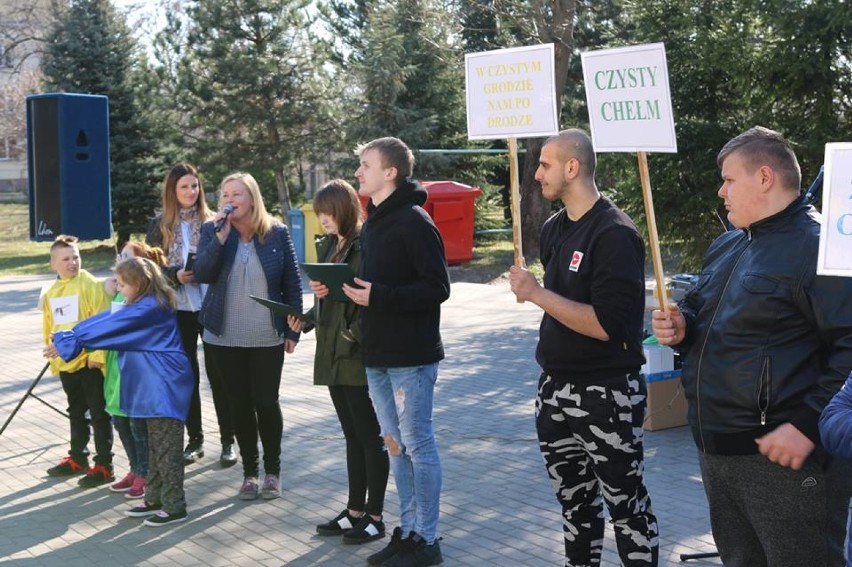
[{"left": 52, "top": 295, "right": 193, "bottom": 421}]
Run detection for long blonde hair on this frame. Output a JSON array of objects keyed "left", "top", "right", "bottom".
[
  {"left": 219, "top": 172, "right": 277, "bottom": 244},
  {"left": 114, "top": 257, "right": 177, "bottom": 309},
  {"left": 158, "top": 163, "right": 213, "bottom": 250}
]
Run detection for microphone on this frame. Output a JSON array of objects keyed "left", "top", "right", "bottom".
[{"left": 214, "top": 204, "right": 235, "bottom": 233}]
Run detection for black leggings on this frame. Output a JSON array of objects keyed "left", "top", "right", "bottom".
[
  {"left": 329, "top": 385, "right": 389, "bottom": 516},
  {"left": 176, "top": 311, "right": 233, "bottom": 446},
  {"left": 203, "top": 343, "right": 284, "bottom": 477}
]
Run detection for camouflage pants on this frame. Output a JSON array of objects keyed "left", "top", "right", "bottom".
[
  {"left": 146, "top": 418, "right": 186, "bottom": 514},
  {"left": 536, "top": 372, "right": 659, "bottom": 567}
]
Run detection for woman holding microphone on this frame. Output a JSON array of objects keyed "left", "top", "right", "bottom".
[{"left": 194, "top": 172, "right": 302, "bottom": 500}]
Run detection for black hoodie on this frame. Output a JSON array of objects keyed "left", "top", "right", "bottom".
[
  {"left": 360, "top": 179, "right": 451, "bottom": 367},
  {"left": 536, "top": 197, "right": 646, "bottom": 380}
]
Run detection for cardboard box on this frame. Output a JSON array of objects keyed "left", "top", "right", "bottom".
[
  {"left": 643, "top": 370, "right": 688, "bottom": 431},
  {"left": 642, "top": 344, "right": 675, "bottom": 376}
]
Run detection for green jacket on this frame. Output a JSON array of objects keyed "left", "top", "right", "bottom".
[
  {"left": 306, "top": 234, "right": 365, "bottom": 387},
  {"left": 104, "top": 292, "right": 125, "bottom": 416}
]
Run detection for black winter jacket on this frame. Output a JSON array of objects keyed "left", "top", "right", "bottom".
[
  {"left": 678, "top": 196, "right": 852, "bottom": 455},
  {"left": 360, "top": 179, "right": 450, "bottom": 367}
]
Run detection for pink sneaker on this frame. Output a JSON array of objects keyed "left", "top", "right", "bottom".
[
  {"left": 125, "top": 475, "right": 146, "bottom": 499},
  {"left": 109, "top": 472, "right": 135, "bottom": 493}
]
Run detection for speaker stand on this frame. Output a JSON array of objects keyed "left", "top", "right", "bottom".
[{"left": 0, "top": 362, "right": 68, "bottom": 438}]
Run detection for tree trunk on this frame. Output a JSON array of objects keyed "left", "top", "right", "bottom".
[
  {"left": 519, "top": 137, "right": 549, "bottom": 261},
  {"left": 517, "top": 0, "right": 577, "bottom": 261},
  {"left": 117, "top": 230, "right": 130, "bottom": 251},
  {"left": 275, "top": 167, "right": 292, "bottom": 228}
]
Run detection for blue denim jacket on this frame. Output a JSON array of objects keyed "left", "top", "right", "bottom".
[{"left": 194, "top": 221, "right": 302, "bottom": 342}]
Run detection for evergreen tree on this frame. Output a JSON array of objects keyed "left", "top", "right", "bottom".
[
  {"left": 333, "top": 0, "right": 503, "bottom": 223},
  {"left": 347, "top": 0, "right": 468, "bottom": 158},
  {"left": 620, "top": 0, "right": 852, "bottom": 269},
  {"left": 166, "top": 0, "right": 340, "bottom": 220},
  {"left": 41, "top": 0, "right": 161, "bottom": 246}
]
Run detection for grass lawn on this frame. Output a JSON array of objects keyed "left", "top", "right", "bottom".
[{"left": 0, "top": 203, "right": 118, "bottom": 276}]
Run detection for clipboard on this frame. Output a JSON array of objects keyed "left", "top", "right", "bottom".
[
  {"left": 249, "top": 295, "right": 315, "bottom": 325},
  {"left": 300, "top": 263, "right": 361, "bottom": 302}
]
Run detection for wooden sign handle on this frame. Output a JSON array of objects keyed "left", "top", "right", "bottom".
[
  {"left": 637, "top": 151, "right": 668, "bottom": 311},
  {"left": 508, "top": 138, "right": 524, "bottom": 303}
]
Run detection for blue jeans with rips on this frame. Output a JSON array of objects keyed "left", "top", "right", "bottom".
[{"left": 367, "top": 363, "right": 442, "bottom": 544}]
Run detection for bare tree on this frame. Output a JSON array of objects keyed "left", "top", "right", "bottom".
[
  {"left": 466, "top": 0, "right": 577, "bottom": 259},
  {"left": 0, "top": 0, "right": 58, "bottom": 73},
  {"left": 516, "top": 1, "right": 576, "bottom": 260},
  {"left": 0, "top": 70, "right": 42, "bottom": 158}
]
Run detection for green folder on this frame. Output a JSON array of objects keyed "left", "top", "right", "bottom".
[
  {"left": 300, "top": 263, "right": 362, "bottom": 302},
  {"left": 249, "top": 295, "right": 315, "bottom": 325}
]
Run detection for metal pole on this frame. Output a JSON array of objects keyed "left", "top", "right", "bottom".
[{"left": 0, "top": 362, "right": 57, "bottom": 438}]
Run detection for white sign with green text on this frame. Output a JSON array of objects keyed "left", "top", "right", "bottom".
[
  {"left": 581, "top": 43, "right": 677, "bottom": 153},
  {"left": 465, "top": 44, "right": 559, "bottom": 140},
  {"left": 817, "top": 143, "right": 852, "bottom": 276}
]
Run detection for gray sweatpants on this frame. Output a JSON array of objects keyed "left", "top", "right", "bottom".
[{"left": 699, "top": 451, "right": 852, "bottom": 567}]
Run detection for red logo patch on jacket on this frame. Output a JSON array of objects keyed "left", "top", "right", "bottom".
[{"left": 569, "top": 251, "right": 584, "bottom": 272}]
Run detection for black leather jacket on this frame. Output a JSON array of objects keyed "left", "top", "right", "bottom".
[{"left": 677, "top": 197, "right": 852, "bottom": 455}]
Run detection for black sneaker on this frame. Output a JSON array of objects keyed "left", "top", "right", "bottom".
[
  {"left": 383, "top": 533, "right": 443, "bottom": 567},
  {"left": 143, "top": 509, "right": 188, "bottom": 527},
  {"left": 343, "top": 515, "right": 385, "bottom": 544},
  {"left": 316, "top": 509, "right": 360, "bottom": 536},
  {"left": 77, "top": 464, "right": 115, "bottom": 488},
  {"left": 219, "top": 443, "right": 238, "bottom": 468},
  {"left": 183, "top": 440, "right": 204, "bottom": 465},
  {"left": 125, "top": 501, "right": 162, "bottom": 518},
  {"left": 46, "top": 456, "right": 88, "bottom": 477},
  {"left": 367, "top": 527, "right": 408, "bottom": 566}
]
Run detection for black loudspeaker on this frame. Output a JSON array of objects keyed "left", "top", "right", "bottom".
[{"left": 26, "top": 93, "right": 111, "bottom": 241}]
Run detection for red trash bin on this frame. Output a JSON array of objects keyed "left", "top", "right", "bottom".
[
  {"left": 358, "top": 180, "right": 482, "bottom": 265},
  {"left": 421, "top": 181, "right": 482, "bottom": 265}
]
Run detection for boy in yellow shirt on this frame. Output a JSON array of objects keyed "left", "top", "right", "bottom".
[{"left": 42, "top": 235, "right": 114, "bottom": 487}]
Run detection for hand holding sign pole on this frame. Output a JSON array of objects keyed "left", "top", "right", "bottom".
[
  {"left": 465, "top": 44, "right": 559, "bottom": 303},
  {"left": 581, "top": 42, "right": 678, "bottom": 311}
]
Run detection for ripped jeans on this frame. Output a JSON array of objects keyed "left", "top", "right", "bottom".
[{"left": 366, "top": 364, "right": 442, "bottom": 543}]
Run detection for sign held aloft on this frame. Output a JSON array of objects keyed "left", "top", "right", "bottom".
[
  {"left": 581, "top": 43, "right": 677, "bottom": 153},
  {"left": 464, "top": 44, "right": 560, "bottom": 283},
  {"left": 817, "top": 143, "right": 852, "bottom": 276},
  {"left": 581, "top": 43, "right": 678, "bottom": 310},
  {"left": 465, "top": 44, "right": 559, "bottom": 140}
]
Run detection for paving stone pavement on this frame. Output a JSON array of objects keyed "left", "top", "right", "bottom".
[{"left": 0, "top": 274, "right": 721, "bottom": 566}]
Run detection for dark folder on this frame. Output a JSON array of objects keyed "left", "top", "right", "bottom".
[
  {"left": 300, "top": 263, "right": 362, "bottom": 303},
  {"left": 249, "top": 295, "right": 315, "bottom": 325}
]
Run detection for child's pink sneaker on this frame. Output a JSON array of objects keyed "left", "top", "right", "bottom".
[
  {"left": 109, "top": 472, "right": 135, "bottom": 493},
  {"left": 125, "top": 475, "right": 146, "bottom": 499}
]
